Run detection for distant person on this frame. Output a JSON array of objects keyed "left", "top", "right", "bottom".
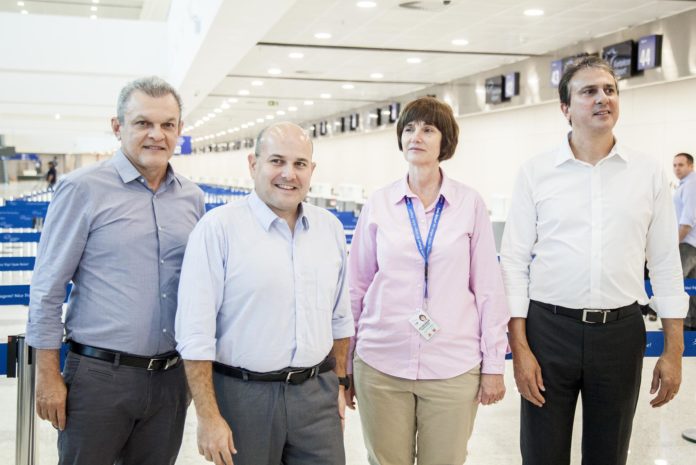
[
  {"left": 27, "top": 76, "right": 205, "bottom": 465},
  {"left": 673, "top": 152, "right": 696, "bottom": 330},
  {"left": 45, "top": 161, "right": 57, "bottom": 190},
  {"left": 501, "top": 55, "right": 686, "bottom": 465},
  {"left": 347, "top": 96, "right": 509, "bottom": 465}
]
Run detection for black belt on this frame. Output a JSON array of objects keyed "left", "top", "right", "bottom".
[
  {"left": 213, "top": 356, "right": 335, "bottom": 385},
  {"left": 69, "top": 341, "right": 181, "bottom": 371},
  {"left": 532, "top": 300, "right": 640, "bottom": 324}
]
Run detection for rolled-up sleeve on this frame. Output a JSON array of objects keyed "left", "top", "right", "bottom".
[
  {"left": 500, "top": 167, "right": 537, "bottom": 318},
  {"left": 470, "top": 194, "right": 510, "bottom": 374},
  {"left": 646, "top": 170, "right": 689, "bottom": 318},
  {"left": 27, "top": 179, "right": 91, "bottom": 349},
  {"left": 175, "top": 214, "right": 226, "bottom": 360}
]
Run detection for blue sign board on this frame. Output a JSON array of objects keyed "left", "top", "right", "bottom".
[
  {"left": 176, "top": 136, "right": 192, "bottom": 155},
  {"left": 550, "top": 59, "right": 563, "bottom": 87},
  {"left": 637, "top": 35, "right": 662, "bottom": 71}
]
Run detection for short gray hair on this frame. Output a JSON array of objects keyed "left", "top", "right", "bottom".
[{"left": 117, "top": 76, "right": 183, "bottom": 124}]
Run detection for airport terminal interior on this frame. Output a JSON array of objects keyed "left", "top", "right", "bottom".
[{"left": 1, "top": 0, "right": 696, "bottom": 464}]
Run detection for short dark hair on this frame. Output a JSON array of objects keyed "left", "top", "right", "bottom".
[
  {"left": 396, "top": 96, "right": 459, "bottom": 162},
  {"left": 558, "top": 55, "right": 618, "bottom": 106},
  {"left": 675, "top": 152, "right": 694, "bottom": 165}
]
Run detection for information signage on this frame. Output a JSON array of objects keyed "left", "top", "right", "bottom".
[
  {"left": 504, "top": 72, "right": 520, "bottom": 99},
  {"left": 485, "top": 75, "right": 504, "bottom": 104},
  {"left": 550, "top": 59, "right": 563, "bottom": 87},
  {"left": 637, "top": 34, "right": 663, "bottom": 71},
  {"left": 602, "top": 40, "right": 636, "bottom": 79}
]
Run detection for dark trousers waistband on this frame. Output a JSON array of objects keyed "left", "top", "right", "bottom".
[
  {"left": 69, "top": 341, "right": 181, "bottom": 371},
  {"left": 531, "top": 300, "right": 641, "bottom": 324},
  {"left": 213, "top": 356, "right": 335, "bottom": 385}
]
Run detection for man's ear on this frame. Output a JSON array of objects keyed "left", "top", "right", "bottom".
[{"left": 111, "top": 117, "right": 122, "bottom": 141}]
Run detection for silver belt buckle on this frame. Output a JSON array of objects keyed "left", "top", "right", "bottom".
[
  {"left": 285, "top": 369, "right": 303, "bottom": 384},
  {"left": 582, "top": 309, "right": 608, "bottom": 324},
  {"left": 147, "top": 358, "right": 160, "bottom": 371},
  {"left": 164, "top": 356, "right": 179, "bottom": 370}
]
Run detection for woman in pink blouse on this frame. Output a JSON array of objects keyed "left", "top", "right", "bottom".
[{"left": 346, "top": 96, "right": 510, "bottom": 465}]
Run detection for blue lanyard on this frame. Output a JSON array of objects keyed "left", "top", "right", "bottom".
[{"left": 405, "top": 195, "right": 445, "bottom": 299}]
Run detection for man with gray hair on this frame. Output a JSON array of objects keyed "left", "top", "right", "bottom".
[
  {"left": 27, "top": 76, "right": 205, "bottom": 465},
  {"left": 176, "top": 121, "right": 354, "bottom": 465}
]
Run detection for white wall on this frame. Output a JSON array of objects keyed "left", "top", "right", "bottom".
[{"left": 172, "top": 76, "right": 696, "bottom": 206}]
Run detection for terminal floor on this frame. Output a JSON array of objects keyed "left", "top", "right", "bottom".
[{"left": 1, "top": 306, "right": 695, "bottom": 465}]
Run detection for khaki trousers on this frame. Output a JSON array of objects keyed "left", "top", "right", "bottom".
[{"left": 353, "top": 356, "right": 480, "bottom": 465}]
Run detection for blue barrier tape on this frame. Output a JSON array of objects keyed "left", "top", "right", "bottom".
[
  {"left": 0, "top": 284, "right": 71, "bottom": 306},
  {"left": 0, "top": 233, "right": 40, "bottom": 243},
  {"left": 0, "top": 332, "right": 694, "bottom": 375},
  {"left": 0, "top": 257, "right": 35, "bottom": 271}
]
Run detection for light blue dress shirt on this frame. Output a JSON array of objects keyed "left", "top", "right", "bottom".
[
  {"left": 27, "top": 150, "right": 206, "bottom": 355},
  {"left": 175, "top": 191, "right": 354, "bottom": 372},
  {"left": 674, "top": 171, "right": 696, "bottom": 248}
]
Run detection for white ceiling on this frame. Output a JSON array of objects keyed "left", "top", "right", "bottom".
[
  {"left": 2, "top": 0, "right": 696, "bottom": 153},
  {"left": 185, "top": 0, "right": 696, "bottom": 145}
]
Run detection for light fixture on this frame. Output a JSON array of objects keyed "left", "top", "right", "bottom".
[
  {"left": 202, "top": 116, "right": 210, "bottom": 122},
  {"left": 288, "top": 52, "right": 304, "bottom": 59},
  {"left": 21, "top": 9, "right": 28, "bottom": 14},
  {"left": 451, "top": 38, "right": 469, "bottom": 46},
  {"left": 314, "top": 32, "right": 332, "bottom": 39},
  {"left": 370, "top": 72, "right": 383, "bottom": 79},
  {"left": 54, "top": 113, "right": 61, "bottom": 120},
  {"left": 242, "top": 124, "right": 248, "bottom": 128},
  {"left": 248, "top": 122, "right": 256, "bottom": 127},
  {"left": 267, "top": 68, "right": 282, "bottom": 75},
  {"left": 523, "top": 8, "right": 544, "bottom": 16},
  {"left": 320, "top": 93, "right": 331, "bottom": 99},
  {"left": 17, "top": 1, "right": 24, "bottom": 6},
  {"left": 304, "top": 100, "right": 314, "bottom": 106},
  {"left": 91, "top": 6, "right": 97, "bottom": 11},
  {"left": 227, "top": 97, "right": 238, "bottom": 103},
  {"left": 214, "top": 108, "right": 222, "bottom": 113},
  {"left": 220, "top": 102, "right": 230, "bottom": 109},
  {"left": 357, "top": 1, "right": 377, "bottom": 7},
  {"left": 90, "top": 15, "right": 97, "bottom": 19},
  {"left": 276, "top": 110, "right": 286, "bottom": 115},
  {"left": 207, "top": 113, "right": 215, "bottom": 118},
  {"left": 238, "top": 89, "right": 250, "bottom": 96},
  {"left": 266, "top": 115, "right": 274, "bottom": 120},
  {"left": 407, "top": 57, "right": 422, "bottom": 64},
  {"left": 256, "top": 118, "right": 264, "bottom": 123},
  {"left": 251, "top": 80, "right": 263, "bottom": 86},
  {"left": 288, "top": 106, "right": 298, "bottom": 112},
  {"left": 92, "top": 0, "right": 99, "bottom": 3},
  {"left": 342, "top": 83, "right": 355, "bottom": 90}
]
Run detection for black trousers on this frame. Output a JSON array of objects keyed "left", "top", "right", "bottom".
[{"left": 521, "top": 301, "right": 646, "bottom": 465}]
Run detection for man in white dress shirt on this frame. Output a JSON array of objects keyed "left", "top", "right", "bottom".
[
  {"left": 673, "top": 152, "right": 696, "bottom": 330},
  {"left": 175, "top": 122, "right": 354, "bottom": 465},
  {"left": 501, "top": 55, "right": 687, "bottom": 465}
]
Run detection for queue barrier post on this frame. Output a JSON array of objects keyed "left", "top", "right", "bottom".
[{"left": 8, "top": 335, "right": 37, "bottom": 465}]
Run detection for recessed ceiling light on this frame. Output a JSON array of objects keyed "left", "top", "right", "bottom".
[
  {"left": 304, "top": 100, "right": 314, "bottom": 106},
  {"left": 251, "top": 80, "right": 263, "bottom": 86},
  {"left": 342, "top": 83, "right": 355, "bottom": 90},
  {"left": 20, "top": 9, "right": 28, "bottom": 14},
  {"left": 407, "top": 57, "right": 422, "bottom": 64},
  {"left": 203, "top": 116, "right": 210, "bottom": 122},
  {"left": 266, "top": 115, "right": 274, "bottom": 120},
  {"left": 227, "top": 98, "right": 238, "bottom": 103},
  {"left": 227, "top": 129, "right": 234, "bottom": 134},
  {"left": 233, "top": 127, "right": 240, "bottom": 132},
  {"left": 256, "top": 118, "right": 264, "bottom": 123},
  {"left": 276, "top": 110, "right": 286, "bottom": 115},
  {"left": 357, "top": 1, "right": 377, "bottom": 7},
  {"left": 451, "top": 38, "right": 469, "bottom": 46},
  {"left": 314, "top": 32, "right": 332, "bottom": 39},
  {"left": 214, "top": 108, "right": 223, "bottom": 113},
  {"left": 524, "top": 8, "right": 544, "bottom": 16},
  {"left": 17, "top": 1, "right": 24, "bottom": 6},
  {"left": 267, "top": 68, "right": 282, "bottom": 75},
  {"left": 91, "top": 6, "right": 97, "bottom": 11},
  {"left": 220, "top": 102, "right": 230, "bottom": 109},
  {"left": 238, "top": 89, "right": 250, "bottom": 96},
  {"left": 54, "top": 113, "right": 61, "bottom": 120},
  {"left": 288, "top": 52, "right": 304, "bottom": 59},
  {"left": 249, "top": 122, "right": 256, "bottom": 127},
  {"left": 288, "top": 106, "right": 298, "bottom": 112},
  {"left": 92, "top": 0, "right": 99, "bottom": 3},
  {"left": 207, "top": 113, "right": 215, "bottom": 118},
  {"left": 242, "top": 124, "right": 248, "bottom": 128},
  {"left": 320, "top": 93, "right": 332, "bottom": 99},
  {"left": 90, "top": 15, "right": 97, "bottom": 19},
  {"left": 370, "top": 72, "right": 384, "bottom": 79}
]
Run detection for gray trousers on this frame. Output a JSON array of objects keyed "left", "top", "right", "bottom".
[
  {"left": 58, "top": 351, "right": 188, "bottom": 465},
  {"left": 213, "top": 369, "right": 345, "bottom": 465},
  {"left": 679, "top": 243, "right": 696, "bottom": 328}
]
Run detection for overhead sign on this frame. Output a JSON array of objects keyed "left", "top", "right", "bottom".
[
  {"left": 485, "top": 75, "right": 504, "bottom": 104},
  {"left": 637, "top": 34, "right": 663, "bottom": 71},
  {"left": 602, "top": 40, "right": 636, "bottom": 79}
]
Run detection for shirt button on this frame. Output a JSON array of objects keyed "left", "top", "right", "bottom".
[
  {"left": 160, "top": 259, "right": 165, "bottom": 264},
  {"left": 158, "top": 226, "right": 163, "bottom": 231},
  {"left": 162, "top": 329, "right": 167, "bottom": 333},
  {"left": 162, "top": 293, "right": 167, "bottom": 298}
]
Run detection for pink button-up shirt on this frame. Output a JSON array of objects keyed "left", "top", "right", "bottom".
[{"left": 348, "top": 173, "right": 509, "bottom": 379}]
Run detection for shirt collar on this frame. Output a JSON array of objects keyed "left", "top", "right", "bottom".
[
  {"left": 389, "top": 168, "right": 454, "bottom": 208},
  {"left": 680, "top": 171, "right": 696, "bottom": 186},
  {"left": 555, "top": 131, "right": 628, "bottom": 167},
  {"left": 247, "top": 190, "right": 309, "bottom": 232},
  {"left": 112, "top": 150, "right": 180, "bottom": 188}
]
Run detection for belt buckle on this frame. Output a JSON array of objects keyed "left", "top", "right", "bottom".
[
  {"left": 147, "top": 358, "right": 164, "bottom": 371},
  {"left": 164, "top": 356, "right": 179, "bottom": 370},
  {"left": 582, "top": 309, "right": 607, "bottom": 324},
  {"left": 285, "top": 369, "right": 304, "bottom": 384}
]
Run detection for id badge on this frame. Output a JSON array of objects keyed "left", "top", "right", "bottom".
[{"left": 409, "top": 309, "right": 440, "bottom": 340}]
